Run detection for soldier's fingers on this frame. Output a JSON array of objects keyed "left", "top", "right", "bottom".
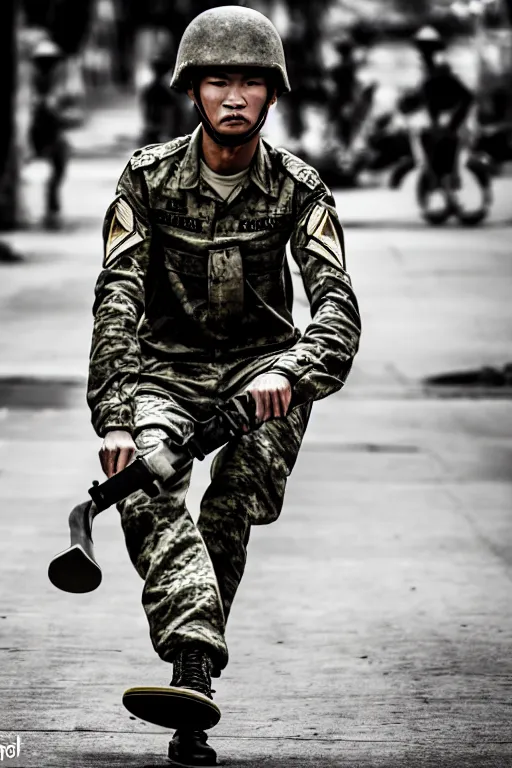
[
  {"left": 116, "top": 447, "right": 134, "bottom": 475},
  {"left": 280, "top": 386, "right": 292, "bottom": 415},
  {"left": 99, "top": 446, "right": 107, "bottom": 475},
  {"left": 106, "top": 448, "right": 118, "bottom": 479},
  {"left": 270, "top": 389, "right": 282, "bottom": 419},
  {"left": 262, "top": 390, "right": 272, "bottom": 422},
  {"left": 252, "top": 390, "right": 264, "bottom": 422}
]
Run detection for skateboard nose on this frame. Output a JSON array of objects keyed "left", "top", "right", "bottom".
[{"left": 122, "top": 686, "right": 221, "bottom": 731}]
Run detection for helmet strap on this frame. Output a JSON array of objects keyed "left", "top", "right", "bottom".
[{"left": 192, "top": 83, "right": 271, "bottom": 147}]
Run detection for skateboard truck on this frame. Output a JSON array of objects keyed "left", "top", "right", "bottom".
[{"left": 48, "top": 393, "right": 258, "bottom": 594}]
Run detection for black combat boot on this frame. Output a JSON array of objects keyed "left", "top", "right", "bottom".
[
  {"left": 168, "top": 728, "right": 217, "bottom": 767},
  {"left": 170, "top": 646, "right": 214, "bottom": 700},
  {"left": 122, "top": 646, "right": 220, "bottom": 732}
]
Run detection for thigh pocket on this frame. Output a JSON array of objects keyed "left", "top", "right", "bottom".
[{"left": 209, "top": 405, "right": 310, "bottom": 525}]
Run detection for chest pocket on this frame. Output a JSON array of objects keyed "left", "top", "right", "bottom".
[
  {"left": 163, "top": 247, "right": 208, "bottom": 278},
  {"left": 208, "top": 246, "right": 244, "bottom": 326},
  {"left": 237, "top": 214, "right": 292, "bottom": 275}
]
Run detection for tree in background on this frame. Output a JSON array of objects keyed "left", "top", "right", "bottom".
[{"left": 0, "top": 0, "right": 19, "bottom": 230}]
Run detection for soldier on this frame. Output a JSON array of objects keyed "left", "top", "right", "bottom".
[{"left": 87, "top": 6, "right": 361, "bottom": 766}]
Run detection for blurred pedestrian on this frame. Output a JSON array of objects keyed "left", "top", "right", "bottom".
[
  {"left": 140, "top": 54, "right": 179, "bottom": 145},
  {"left": 399, "top": 26, "right": 474, "bottom": 176},
  {"left": 281, "top": 6, "right": 308, "bottom": 141},
  {"left": 329, "top": 34, "right": 375, "bottom": 148},
  {"left": 29, "top": 38, "right": 70, "bottom": 230}
]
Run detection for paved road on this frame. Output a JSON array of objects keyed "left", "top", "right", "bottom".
[{"left": 0, "top": 100, "right": 511, "bottom": 767}]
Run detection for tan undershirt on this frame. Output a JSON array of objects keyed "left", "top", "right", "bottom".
[{"left": 200, "top": 160, "right": 250, "bottom": 202}]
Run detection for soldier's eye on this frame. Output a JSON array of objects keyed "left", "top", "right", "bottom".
[{"left": 209, "top": 79, "right": 227, "bottom": 87}]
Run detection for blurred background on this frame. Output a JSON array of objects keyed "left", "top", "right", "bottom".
[
  {"left": 0, "top": 3, "right": 511, "bottom": 766},
  {"left": 2, "top": 0, "right": 512, "bottom": 233}
]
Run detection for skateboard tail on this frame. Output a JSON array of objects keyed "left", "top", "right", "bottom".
[{"left": 48, "top": 501, "right": 102, "bottom": 593}]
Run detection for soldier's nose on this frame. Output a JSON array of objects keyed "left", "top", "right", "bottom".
[{"left": 223, "top": 88, "right": 246, "bottom": 108}]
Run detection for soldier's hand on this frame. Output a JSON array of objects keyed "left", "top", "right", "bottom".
[
  {"left": 244, "top": 372, "right": 292, "bottom": 424},
  {"left": 100, "top": 430, "right": 136, "bottom": 478}
]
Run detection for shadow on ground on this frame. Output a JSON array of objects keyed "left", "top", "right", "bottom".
[
  {"left": 54, "top": 754, "right": 166, "bottom": 768},
  {"left": 0, "top": 377, "right": 85, "bottom": 409},
  {"left": 56, "top": 751, "right": 512, "bottom": 768}
]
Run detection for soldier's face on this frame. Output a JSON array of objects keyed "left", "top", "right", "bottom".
[{"left": 191, "top": 70, "right": 276, "bottom": 136}]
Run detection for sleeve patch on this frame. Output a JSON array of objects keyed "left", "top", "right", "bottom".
[
  {"left": 306, "top": 205, "right": 344, "bottom": 268},
  {"left": 104, "top": 198, "right": 144, "bottom": 267}
]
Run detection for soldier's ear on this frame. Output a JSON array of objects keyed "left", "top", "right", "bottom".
[
  {"left": 267, "top": 83, "right": 277, "bottom": 107},
  {"left": 187, "top": 86, "right": 195, "bottom": 103}
]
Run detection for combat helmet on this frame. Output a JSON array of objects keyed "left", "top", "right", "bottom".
[
  {"left": 171, "top": 6, "right": 290, "bottom": 94},
  {"left": 170, "top": 5, "right": 289, "bottom": 147}
]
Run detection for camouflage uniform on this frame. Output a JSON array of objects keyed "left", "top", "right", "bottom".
[{"left": 87, "top": 125, "right": 361, "bottom": 673}]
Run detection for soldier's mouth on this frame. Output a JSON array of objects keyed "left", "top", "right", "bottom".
[{"left": 221, "top": 114, "right": 249, "bottom": 124}]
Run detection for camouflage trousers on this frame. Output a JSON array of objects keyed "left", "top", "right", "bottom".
[{"left": 117, "top": 353, "right": 311, "bottom": 674}]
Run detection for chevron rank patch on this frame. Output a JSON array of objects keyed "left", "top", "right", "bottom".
[
  {"left": 104, "top": 197, "right": 144, "bottom": 267},
  {"left": 305, "top": 204, "right": 345, "bottom": 269}
]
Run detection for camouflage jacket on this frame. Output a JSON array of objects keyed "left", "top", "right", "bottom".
[{"left": 87, "top": 126, "right": 361, "bottom": 436}]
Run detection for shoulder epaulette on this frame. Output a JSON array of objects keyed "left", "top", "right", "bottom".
[
  {"left": 278, "top": 148, "right": 322, "bottom": 191},
  {"left": 130, "top": 135, "right": 190, "bottom": 171}
]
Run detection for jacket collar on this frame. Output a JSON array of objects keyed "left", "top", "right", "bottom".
[
  {"left": 177, "top": 126, "right": 279, "bottom": 199},
  {"left": 177, "top": 125, "right": 202, "bottom": 190},
  {"left": 250, "top": 139, "right": 280, "bottom": 199}
]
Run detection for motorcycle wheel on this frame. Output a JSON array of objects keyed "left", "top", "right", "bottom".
[
  {"left": 416, "top": 170, "right": 453, "bottom": 226},
  {"left": 452, "top": 156, "right": 492, "bottom": 227}
]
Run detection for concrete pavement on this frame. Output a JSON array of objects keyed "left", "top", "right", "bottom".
[{"left": 0, "top": 98, "right": 511, "bottom": 767}]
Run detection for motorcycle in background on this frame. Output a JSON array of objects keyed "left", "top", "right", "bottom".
[{"left": 389, "top": 112, "right": 493, "bottom": 226}]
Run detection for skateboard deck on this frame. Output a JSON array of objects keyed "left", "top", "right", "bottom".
[{"left": 122, "top": 686, "right": 221, "bottom": 730}]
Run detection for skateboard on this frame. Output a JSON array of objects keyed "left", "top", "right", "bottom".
[{"left": 122, "top": 685, "right": 221, "bottom": 730}]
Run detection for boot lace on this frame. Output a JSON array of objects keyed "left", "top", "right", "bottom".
[{"left": 172, "top": 648, "right": 212, "bottom": 698}]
